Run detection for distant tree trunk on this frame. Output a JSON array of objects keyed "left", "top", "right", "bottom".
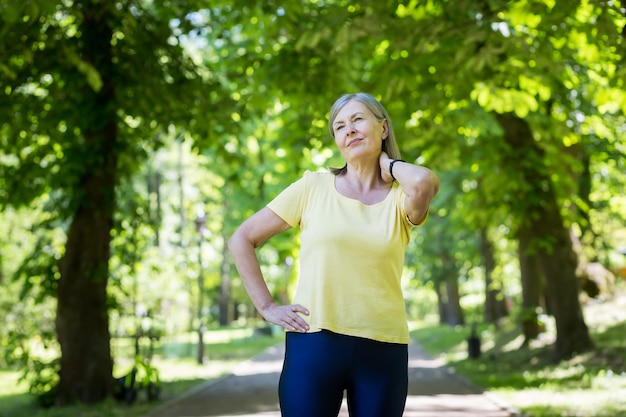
[
  {"left": 175, "top": 137, "right": 194, "bottom": 331},
  {"left": 480, "top": 229, "right": 508, "bottom": 324},
  {"left": 155, "top": 172, "right": 162, "bottom": 245},
  {"left": 434, "top": 249, "right": 464, "bottom": 326},
  {"left": 434, "top": 282, "right": 448, "bottom": 325},
  {"left": 445, "top": 278, "right": 464, "bottom": 326},
  {"left": 219, "top": 228, "right": 232, "bottom": 327},
  {"left": 435, "top": 279, "right": 465, "bottom": 326},
  {"left": 55, "top": 4, "right": 117, "bottom": 404},
  {"left": 496, "top": 112, "right": 594, "bottom": 359},
  {"left": 147, "top": 169, "right": 162, "bottom": 246},
  {"left": 517, "top": 226, "right": 545, "bottom": 344}
]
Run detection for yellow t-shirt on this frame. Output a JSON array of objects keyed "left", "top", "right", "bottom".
[{"left": 267, "top": 170, "right": 419, "bottom": 344}]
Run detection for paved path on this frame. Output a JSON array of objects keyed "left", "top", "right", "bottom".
[{"left": 142, "top": 340, "right": 522, "bottom": 417}]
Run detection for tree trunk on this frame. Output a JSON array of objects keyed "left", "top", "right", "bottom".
[
  {"left": 496, "top": 112, "right": 593, "bottom": 359},
  {"left": 434, "top": 282, "right": 448, "bottom": 325},
  {"left": 445, "top": 277, "right": 465, "bottom": 326},
  {"left": 147, "top": 169, "right": 162, "bottom": 247},
  {"left": 57, "top": 190, "right": 116, "bottom": 404},
  {"left": 536, "top": 198, "right": 594, "bottom": 359},
  {"left": 517, "top": 225, "right": 545, "bottom": 344},
  {"left": 219, "top": 229, "right": 232, "bottom": 327},
  {"left": 435, "top": 248, "right": 464, "bottom": 326},
  {"left": 479, "top": 229, "right": 508, "bottom": 324},
  {"left": 55, "top": 3, "right": 117, "bottom": 404}
]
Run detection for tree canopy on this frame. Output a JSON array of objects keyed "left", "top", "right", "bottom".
[{"left": 1, "top": 0, "right": 624, "bottom": 407}]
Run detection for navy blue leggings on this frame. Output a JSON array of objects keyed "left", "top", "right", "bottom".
[{"left": 279, "top": 330, "right": 408, "bottom": 417}]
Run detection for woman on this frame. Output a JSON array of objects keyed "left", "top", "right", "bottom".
[{"left": 228, "top": 92, "right": 439, "bottom": 417}]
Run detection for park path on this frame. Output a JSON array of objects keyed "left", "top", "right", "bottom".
[{"left": 141, "top": 340, "right": 522, "bottom": 417}]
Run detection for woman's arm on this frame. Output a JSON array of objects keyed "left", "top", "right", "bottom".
[
  {"left": 380, "top": 153, "right": 440, "bottom": 225},
  {"left": 227, "top": 207, "right": 310, "bottom": 332}
]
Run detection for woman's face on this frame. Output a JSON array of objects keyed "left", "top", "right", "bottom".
[{"left": 332, "top": 100, "right": 387, "bottom": 162}]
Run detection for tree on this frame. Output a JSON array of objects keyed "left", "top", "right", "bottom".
[
  {"left": 497, "top": 112, "right": 593, "bottom": 356},
  {"left": 2, "top": 2, "right": 623, "bottom": 406},
  {"left": 223, "top": 0, "right": 625, "bottom": 359},
  {"left": 357, "top": 0, "right": 623, "bottom": 359},
  {"left": 0, "top": 0, "right": 234, "bottom": 404}
]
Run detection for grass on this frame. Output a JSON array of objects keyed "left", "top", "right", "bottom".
[
  {"left": 410, "top": 290, "right": 626, "bottom": 417},
  {"left": 0, "top": 324, "right": 283, "bottom": 417},
  {"left": 3, "top": 292, "right": 625, "bottom": 417}
]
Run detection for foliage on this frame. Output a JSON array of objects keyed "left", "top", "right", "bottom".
[
  {"left": 114, "top": 355, "right": 161, "bottom": 405},
  {"left": 0, "top": 0, "right": 625, "bottom": 405},
  {"left": 0, "top": 0, "right": 243, "bottom": 402}
]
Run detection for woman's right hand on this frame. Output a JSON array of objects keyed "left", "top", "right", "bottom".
[
  {"left": 379, "top": 151, "right": 394, "bottom": 183},
  {"left": 261, "top": 302, "right": 310, "bottom": 333}
]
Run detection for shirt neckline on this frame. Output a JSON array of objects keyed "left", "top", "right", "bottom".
[{"left": 330, "top": 173, "right": 394, "bottom": 207}]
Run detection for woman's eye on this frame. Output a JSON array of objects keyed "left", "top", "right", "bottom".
[{"left": 335, "top": 125, "right": 344, "bottom": 131}]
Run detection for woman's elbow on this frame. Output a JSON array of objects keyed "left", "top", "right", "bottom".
[
  {"left": 431, "top": 173, "right": 440, "bottom": 197},
  {"left": 227, "top": 234, "right": 236, "bottom": 252},
  {"left": 411, "top": 170, "right": 439, "bottom": 199},
  {"left": 227, "top": 229, "right": 245, "bottom": 254}
]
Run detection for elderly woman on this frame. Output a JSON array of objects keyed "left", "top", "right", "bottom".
[{"left": 228, "top": 92, "right": 439, "bottom": 417}]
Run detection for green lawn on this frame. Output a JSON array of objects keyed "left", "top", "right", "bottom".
[
  {"left": 0, "top": 325, "right": 283, "bottom": 417},
  {"left": 410, "top": 291, "right": 626, "bottom": 417}
]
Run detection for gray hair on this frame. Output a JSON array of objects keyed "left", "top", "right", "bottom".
[{"left": 328, "top": 93, "right": 401, "bottom": 175}]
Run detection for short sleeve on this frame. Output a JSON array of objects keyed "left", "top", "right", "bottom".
[{"left": 266, "top": 172, "right": 309, "bottom": 228}]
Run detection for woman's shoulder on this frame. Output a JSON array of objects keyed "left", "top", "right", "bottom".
[
  {"left": 302, "top": 169, "right": 332, "bottom": 183},
  {"left": 296, "top": 170, "right": 333, "bottom": 196}
]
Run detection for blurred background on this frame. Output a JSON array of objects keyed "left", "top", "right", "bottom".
[{"left": 0, "top": 1, "right": 624, "bottom": 416}]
